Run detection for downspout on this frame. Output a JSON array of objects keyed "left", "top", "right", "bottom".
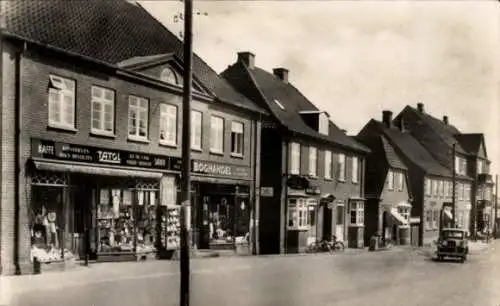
[
  {"left": 251, "top": 114, "right": 259, "bottom": 255},
  {"left": 14, "top": 42, "right": 26, "bottom": 275},
  {"left": 283, "top": 135, "right": 289, "bottom": 254}
]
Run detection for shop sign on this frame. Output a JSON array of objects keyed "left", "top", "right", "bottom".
[
  {"left": 191, "top": 160, "right": 251, "bottom": 179},
  {"left": 260, "top": 187, "right": 274, "bottom": 197},
  {"left": 31, "top": 138, "right": 182, "bottom": 171},
  {"left": 306, "top": 186, "right": 321, "bottom": 195}
]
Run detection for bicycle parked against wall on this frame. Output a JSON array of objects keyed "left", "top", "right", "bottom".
[{"left": 306, "top": 235, "right": 345, "bottom": 253}]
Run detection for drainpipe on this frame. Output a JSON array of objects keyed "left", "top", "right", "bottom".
[
  {"left": 14, "top": 42, "right": 26, "bottom": 275},
  {"left": 282, "top": 136, "right": 289, "bottom": 254},
  {"left": 251, "top": 114, "right": 260, "bottom": 255}
]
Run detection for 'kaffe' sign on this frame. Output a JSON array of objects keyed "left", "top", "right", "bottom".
[
  {"left": 32, "top": 138, "right": 182, "bottom": 171},
  {"left": 192, "top": 160, "right": 251, "bottom": 179}
]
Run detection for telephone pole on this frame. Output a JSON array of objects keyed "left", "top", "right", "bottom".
[
  {"left": 451, "top": 142, "right": 456, "bottom": 228},
  {"left": 180, "top": 0, "right": 193, "bottom": 305},
  {"left": 494, "top": 174, "right": 498, "bottom": 238}
]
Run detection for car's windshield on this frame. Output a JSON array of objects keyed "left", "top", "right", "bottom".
[{"left": 442, "top": 231, "right": 464, "bottom": 239}]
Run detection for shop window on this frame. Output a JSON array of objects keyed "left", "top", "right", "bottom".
[
  {"left": 338, "top": 153, "right": 346, "bottom": 181},
  {"left": 48, "top": 75, "right": 75, "bottom": 130},
  {"left": 324, "top": 150, "right": 332, "bottom": 179},
  {"left": 352, "top": 156, "right": 359, "bottom": 183},
  {"left": 349, "top": 201, "right": 364, "bottom": 226},
  {"left": 231, "top": 121, "right": 244, "bottom": 156},
  {"left": 159, "top": 103, "right": 178, "bottom": 146},
  {"left": 210, "top": 115, "right": 224, "bottom": 154},
  {"left": 308, "top": 146, "right": 317, "bottom": 177},
  {"left": 205, "top": 195, "right": 250, "bottom": 246},
  {"left": 290, "top": 142, "right": 301, "bottom": 175},
  {"left": 128, "top": 95, "right": 149, "bottom": 140},
  {"left": 287, "top": 198, "right": 309, "bottom": 230},
  {"left": 91, "top": 86, "right": 115, "bottom": 135},
  {"left": 191, "top": 110, "right": 203, "bottom": 150}
]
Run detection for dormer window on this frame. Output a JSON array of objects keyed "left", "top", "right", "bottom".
[
  {"left": 274, "top": 99, "right": 285, "bottom": 110},
  {"left": 318, "top": 112, "right": 329, "bottom": 136},
  {"left": 160, "top": 67, "right": 179, "bottom": 85}
]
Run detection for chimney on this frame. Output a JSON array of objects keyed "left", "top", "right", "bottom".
[
  {"left": 397, "top": 117, "right": 405, "bottom": 132},
  {"left": 273, "top": 68, "right": 289, "bottom": 84},
  {"left": 382, "top": 110, "right": 393, "bottom": 128},
  {"left": 417, "top": 102, "right": 424, "bottom": 113},
  {"left": 237, "top": 52, "right": 255, "bottom": 69},
  {"left": 341, "top": 129, "right": 347, "bottom": 134},
  {"left": 443, "top": 115, "right": 449, "bottom": 125}
]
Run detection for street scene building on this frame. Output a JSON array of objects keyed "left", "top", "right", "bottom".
[
  {"left": 222, "top": 52, "right": 370, "bottom": 254},
  {"left": 0, "top": 0, "right": 266, "bottom": 275}
]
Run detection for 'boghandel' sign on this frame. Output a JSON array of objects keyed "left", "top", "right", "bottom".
[{"left": 191, "top": 160, "right": 250, "bottom": 179}]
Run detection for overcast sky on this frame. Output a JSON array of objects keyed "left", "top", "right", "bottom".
[{"left": 140, "top": 0, "right": 499, "bottom": 175}]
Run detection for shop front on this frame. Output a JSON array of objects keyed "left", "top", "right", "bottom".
[
  {"left": 28, "top": 138, "right": 182, "bottom": 264},
  {"left": 189, "top": 160, "right": 254, "bottom": 254},
  {"left": 381, "top": 202, "right": 411, "bottom": 246}
]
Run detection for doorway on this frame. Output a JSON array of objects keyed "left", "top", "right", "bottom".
[
  {"left": 335, "top": 203, "right": 345, "bottom": 242},
  {"left": 323, "top": 205, "right": 332, "bottom": 241}
]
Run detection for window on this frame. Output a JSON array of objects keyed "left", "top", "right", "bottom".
[
  {"left": 448, "top": 181, "right": 453, "bottom": 198},
  {"left": 210, "top": 116, "right": 224, "bottom": 153},
  {"left": 324, "top": 150, "right": 332, "bottom": 179},
  {"left": 455, "top": 156, "right": 467, "bottom": 175},
  {"left": 336, "top": 203, "right": 345, "bottom": 225},
  {"left": 338, "top": 154, "right": 346, "bottom": 181},
  {"left": 458, "top": 183, "right": 464, "bottom": 201},
  {"left": 425, "top": 209, "right": 432, "bottom": 230},
  {"left": 432, "top": 209, "right": 439, "bottom": 229},
  {"left": 387, "top": 171, "right": 394, "bottom": 190},
  {"left": 48, "top": 75, "right": 76, "bottom": 129},
  {"left": 160, "top": 67, "right": 178, "bottom": 85},
  {"left": 159, "top": 104, "right": 177, "bottom": 146},
  {"left": 398, "top": 206, "right": 410, "bottom": 222},
  {"left": 432, "top": 180, "right": 438, "bottom": 196},
  {"left": 290, "top": 142, "right": 301, "bottom": 175},
  {"left": 425, "top": 178, "right": 431, "bottom": 196},
  {"left": 352, "top": 156, "right": 359, "bottom": 183},
  {"left": 439, "top": 180, "right": 444, "bottom": 197},
  {"left": 90, "top": 86, "right": 114, "bottom": 135},
  {"left": 477, "top": 159, "right": 484, "bottom": 174},
  {"left": 191, "top": 110, "right": 202, "bottom": 150},
  {"left": 464, "top": 184, "right": 471, "bottom": 201},
  {"left": 349, "top": 201, "right": 364, "bottom": 226},
  {"left": 318, "top": 113, "right": 329, "bottom": 136},
  {"left": 309, "top": 147, "right": 317, "bottom": 177},
  {"left": 287, "top": 198, "right": 309, "bottom": 230},
  {"left": 231, "top": 121, "right": 244, "bottom": 156},
  {"left": 128, "top": 96, "right": 148, "bottom": 140},
  {"left": 397, "top": 172, "right": 404, "bottom": 191}
]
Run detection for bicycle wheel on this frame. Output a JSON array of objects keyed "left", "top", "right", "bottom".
[{"left": 333, "top": 241, "right": 345, "bottom": 251}]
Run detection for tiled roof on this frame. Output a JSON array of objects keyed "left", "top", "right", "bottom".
[
  {"left": 224, "top": 63, "right": 369, "bottom": 154},
  {"left": 380, "top": 136, "right": 407, "bottom": 171},
  {"left": 1, "top": 0, "right": 265, "bottom": 115},
  {"left": 371, "top": 120, "right": 452, "bottom": 177},
  {"left": 454, "top": 133, "right": 484, "bottom": 155}
]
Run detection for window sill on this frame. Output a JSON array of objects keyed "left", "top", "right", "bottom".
[
  {"left": 351, "top": 181, "right": 359, "bottom": 184},
  {"left": 230, "top": 153, "right": 244, "bottom": 159},
  {"left": 290, "top": 171, "right": 300, "bottom": 176},
  {"left": 348, "top": 224, "right": 365, "bottom": 227},
  {"left": 159, "top": 140, "right": 177, "bottom": 148},
  {"left": 308, "top": 175, "right": 318, "bottom": 179},
  {"left": 338, "top": 179, "right": 346, "bottom": 183},
  {"left": 287, "top": 226, "right": 310, "bottom": 231},
  {"left": 209, "top": 149, "right": 224, "bottom": 156},
  {"left": 191, "top": 147, "right": 203, "bottom": 152},
  {"left": 324, "top": 177, "right": 333, "bottom": 181},
  {"left": 127, "top": 136, "right": 150, "bottom": 144},
  {"left": 90, "top": 130, "right": 116, "bottom": 139},
  {"left": 47, "top": 124, "right": 78, "bottom": 133}
]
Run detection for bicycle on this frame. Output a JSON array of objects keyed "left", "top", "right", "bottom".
[
  {"left": 305, "top": 235, "right": 345, "bottom": 253},
  {"left": 327, "top": 235, "right": 345, "bottom": 252}
]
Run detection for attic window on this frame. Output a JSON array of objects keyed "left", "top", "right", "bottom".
[
  {"left": 160, "top": 67, "right": 179, "bottom": 85},
  {"left": 318, "top": 113, "right": 329, "bottom": 136},
  {"left": 274, "top": 99, "right": 285, "bottom": 110}
]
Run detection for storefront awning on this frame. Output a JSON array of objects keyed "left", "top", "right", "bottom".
[
  {"left": 33, "top": 160, "right": 163, "bottom": 179},
  {"left": 390, "top": 207, "right": 408, "bottom": 226}
]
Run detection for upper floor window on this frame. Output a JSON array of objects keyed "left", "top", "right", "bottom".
[
  {"left": 477, "top": 159, "right": 484, "bottom": 174},
  {"left": 159, "top": 103, "right": 177, "bottom": 146},
  {"left": 464, "top": 184, "right": 471, "bottom": 201},
  {"left": 432, "top": 179, "right": 438, "bottom": 196},
  {"left": 91, "top": 86, "right": 115, "bottom": 135},
  {"left": 455, "top": 156, "right": 467, "bottom": 175},
  {"left": 352, "top": 156, "right": 359, "bottom": 183},
  {"left": 231, "top": 121, "right": 244, "bottom": 156},
  {"left": 191, "top": 110, "right": 203, "bottom": 150},
  {"left": 398, "top": 205, "right": 410, "bottom": 222},
  {"left": 387, "top": 170, "right": 394, "bottom": 190},
  {"left": 318, "top": 113, "right": 329, "bottom": 136},
  {"left": 308, "top": 147, "right": 317, "bottom": 177},
  {"left": 424, "top": 178, "right": 431, "bottom": 196},
  {"left": 210, "top": 116, "right": 224, "bottom": 154},
  {"left": 338, "top": 153, "right": 346, "bottom": 181},
  {"left": 438, "top": 180, "right": 444, "bottom": 197},
  {"left": 160, "top": 67, "right": 179, "bottom": 85},
  {"left": 128, "top": 95, "right": 148, "bottom": 140},
  {"left": 48, "top": 75, "right": 76, "bottom": 130},
  {"left": 324, "top": 150, "right": 332, "bottom": 179},
  {"left": 290, "top": 142, "right": 301, "bottom": 175},
  {"left": 397, "top": 172, "right": 404, "bottom": 191}
]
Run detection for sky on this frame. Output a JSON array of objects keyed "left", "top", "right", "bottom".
[{"left": 140, "top": 0, "right": 500, "bottom": 176}]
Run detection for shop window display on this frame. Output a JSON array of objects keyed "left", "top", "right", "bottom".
[
  {"left": 30, "top": 186, "right": 75, "bottom": 263},
  {"left": 206, "top": 195, "right": 250, "bottom": 246}
]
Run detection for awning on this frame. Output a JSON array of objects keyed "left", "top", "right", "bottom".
[
  {"left": 321, "top": 193, "right": 336, "bottom": 202},
  {"left": 33, "top": 160, "right": 163, "bottom": 179},
  {"left": 397, "top": 202, "right": 412, "bottom": 208},
  {"left": 390, "top": 207, "right": 408, "bottom": 226}
]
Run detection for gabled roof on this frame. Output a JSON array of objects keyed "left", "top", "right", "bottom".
[
  {"left": 1, "top": 0, "right": 266, "bottom": 115},
  {"left": 454, "top": 133, "right": 486, "bottom": 157},
  {"left": 368, "top": 120, "right": 452, "bottom": 177},
  {"left": 380, "top": 136, "right": 407, "bottom": 171},
  {"left": 222, "top": 61, "right": 370, "bottom": 154}
]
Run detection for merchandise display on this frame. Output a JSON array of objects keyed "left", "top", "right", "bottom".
[
  {"left": 30, "top": 246, "right": 74, "bottom": 263},
  {"left": 163, "top": 206, "right": 181, "bottom": 250}
]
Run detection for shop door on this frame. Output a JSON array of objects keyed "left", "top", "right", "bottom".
[
  {"left": 336, "top": 204, "right": 345, "bottom": 242},
  {"left": 323, "top": 206, "right": 332, "bottom": 241}
]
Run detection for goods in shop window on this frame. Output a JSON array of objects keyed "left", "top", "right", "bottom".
[{"left": 165, "top": 206, "right": 181, "bottom": 250}]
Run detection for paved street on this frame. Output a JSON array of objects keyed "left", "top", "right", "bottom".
[{"left": 2, "top": 242, "right": 499, "bottom": 306}]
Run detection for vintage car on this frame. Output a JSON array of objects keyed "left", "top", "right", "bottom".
[{"left": 436, "top": 228, "right": 469, "bottom": 262}]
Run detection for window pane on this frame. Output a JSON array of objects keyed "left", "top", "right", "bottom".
[
  {"left": 92, "top": 87, "right": 102, "bottom": 98},
  {"left": 104, "top": 89, "right": 113, "bottom": 101}
]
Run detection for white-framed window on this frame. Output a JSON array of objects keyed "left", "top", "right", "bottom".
[
  {"left": 290, "top": 142, "right": 301, "bottom": 175},
  {"left": 432, "top": 180, "right": 438, "bottom": 196},
  {"left": 477, "top": 159, "right": 484, "bottom": 174},
  {"left": 210, "top": 115, "right": 224, "bottom": 154},
  {"left": 458, "top": 183, "right": 465, "bottom": 201},
  {"left": 318, "top": 113, "right": 329, "bottom": 136},
  {"left": 324, "top": 150, "right": 332, "bottom": 179},
  {"left": 455, "top": 156, "right": 467, "bottom": 175},
  {"left": 231, "top": 121, "right": 244, "bottom": 156},
  {"left": 159, "top": 103, "right": 177, "bottom": 146},
  {"left": 448, "top": 181, "right": 453, "bottom": 198},
  {"left": 387, "top": 170, "right": 394, "bottom": 190},
  {"left": 352, "top": 156, "right": 359, "bottom": 183},
  {"left": 191, "top": 110, "right": 203, "bottom": 150},
  {"left": 128, "top": 95, "right": 148, "bottom": 140},
  {"left": 464, "top": 184, "right": 471, "bottom": 201},
  {"left": 397, "top": 172, "right": 404, "bottom": 191},
  {"left": 398, "top": 206, "right": 411, "bottom": 222},
  {"left": 309, "top": 146, "right": 317, "bottom": 177},
  {"left": 349, "top": 200, "right": 364, "bottom": 226},
  {"left": 338, "top": 153, "right": 346, "bottom": 181},
  {"left": 287, "top": 198, "right": 309, "bottom": 230},
  {"left": 444, "top": 181, "right": 449, "bottom": 197},
  {"left": 424, "top": 178, "right": 431, "bottom": 196},
  {"left": 438, "top": 180, "right": 444, "bottom": 197},
  {"left": 48, "top": 75, "right": 76, "bottom": 130},
  {"left": 91, "top": 86, "right": 114, "bottom": 135}
]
